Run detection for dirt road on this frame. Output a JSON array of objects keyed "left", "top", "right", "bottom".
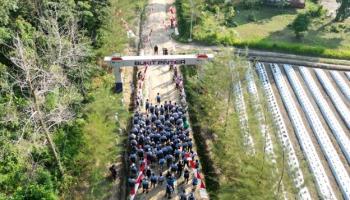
[
  {"left": 133, "top": 0, "right": 208, "bottom": 199},
  {"left": 142, "top": 0, "right": 179, "bottom": 104}
]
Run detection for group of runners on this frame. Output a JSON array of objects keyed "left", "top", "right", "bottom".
[{"left": 128, "top": 94, "right": 200, "bottom": 199}]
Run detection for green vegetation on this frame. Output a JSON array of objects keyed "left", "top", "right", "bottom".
[
  {"left": 181, "top": 50, "right": 296, "bottom": 199},
  {"left": 175, "top": 0, "right": 350, "bottom": 59},
  {"left": 63, "top": 75, "right": 129, "bottom": 199},
  {"left": 335, "top": 0, "right": 350, "bottom": 21},
  {"left": 0, "top": 0, "right": 144, "bottom": 199},
  {"left": 291, "top": 13, "right": 311, "bottom": 38}
]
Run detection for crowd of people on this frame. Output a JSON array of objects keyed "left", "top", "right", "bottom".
[{"left": 128, "top": 94, "right": 200, "bottom": 199}]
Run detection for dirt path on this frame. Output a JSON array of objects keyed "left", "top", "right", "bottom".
[
  {"left": 133, "top": 0, "right": 207, "bottom": 199},
  {"left": 142, "top": 0, "right": 178, "bottom": 104},
  {"left": 320, "top": 0, "right": 339, "bottom": 17}
]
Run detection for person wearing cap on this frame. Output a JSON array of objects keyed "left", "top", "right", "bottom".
[
  {"left": 195, "top": 159, "right": 200, "bottom": 170},
  {"left": 177, "top": 160, "right": 184, "bottom": 177},
  {"left": 192, "top": 176, "right": 198, "bottom": 190},
  {"left": 168, "top": 101, "right": 173, "bottom": 112},
  {"left": 159, "top": 157, "right": 165, "bottom": 171},
  {"left": 150, "top": 173, "right": 158, "bottom": 188},
  {"left": 188, "top": 139, "right": 193, "bottom": 151},
  {"left": 154, "top": 45, "right": 158, "bottom": 54},
  {"left": 184, "top": 168, "right": 190, "bottom": 184},
  {"left": 130, "top": 164, "right": 138, "bottom": 178},
  {"left": 179, "top": 189, "right": 187, "bottom": 200},
  {"left": 146, "top": 166, "right": 152, "bottom": 178},
  {"left": 167, "top": 174, "right": 175, "bottom": 190},
  {"left": 170, "top": 163, "right": 178, "bottom": 174},
  {"left": 129, "top": 153, "right": 137, "bottom": 163},
  {"left": 128, "top": 177, "right": 136, "bottom": 189},
  {"left": 142, "top": 178, "right": 149, "bottom": 193},
  {"left": 160, "top": 105, "right": 165, "bottom": 115},
  {"left": 166, "top": 184, "right": 173, "bottom": 199},
  {"left": 158, "top": 172, "right": 165, "bottom": 185},
  {"left": 149, "top": 103, "right": 155, "bottom": 114},
  {"left": 156, "top": 92, "right": 161, "bottom": 104},
  {"left": 188, "top": 192, "right": 195, "bottom": 200},
  {"left": 155, "top": 105, "right": 159, "bottom": 117},
  {"left": 145, "top": 99, "right": 150, "bottom": 113}
]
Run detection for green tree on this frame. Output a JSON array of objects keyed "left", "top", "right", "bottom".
[
  {"left": 335, "top": 0, "right": 350, "bottom": 21},
  {"left": 291, "top": 13, "right": 310, "bottom": 39},
  {"left": 182, "top": 50, "right": 279, "bottom": 199}
]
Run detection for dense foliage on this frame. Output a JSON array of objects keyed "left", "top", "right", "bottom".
[
  {"left": 336, "top": 0, "right": 350, "bottom": 21},
  {"left": 0, "top": 0, "right": 142, "bottom": 199}
]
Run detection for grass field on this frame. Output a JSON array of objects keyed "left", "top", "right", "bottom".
[
  {"left": 232, "top": 5, "right": 350, "bottom": 51},
  {"left": 176, "top": 0, "right": 350, "bottom": 59}
]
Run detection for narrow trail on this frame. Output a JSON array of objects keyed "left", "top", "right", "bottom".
[
  {"left": 142, "top": 0, "right": 178, "bottom": 104},
  {"left": 131, "top": 0, "right": 208, "bottom": 199}
]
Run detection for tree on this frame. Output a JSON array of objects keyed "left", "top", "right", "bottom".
[
  {"left": 335, "top": 0, "right": 350, "bottom": 21},
  {"left": 183, "top": 50, "right": 278, "bottom": 199},
  {"left": 291, "top": 13, "right": 310, "bottom": 39},
  {"left": 7, "top": 8, "right": 91, "bottom": 175}
]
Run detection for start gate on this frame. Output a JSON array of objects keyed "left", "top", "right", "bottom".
[{"left": 104, "top": 54, "right": 214, "bottom": 93}]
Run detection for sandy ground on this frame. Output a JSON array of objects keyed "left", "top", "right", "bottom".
[
  {"left": 320, "top": 0, "right": 339, "bottom": 17},
  {"left": 141, "top": 0, "right": 179, "bottom": 104}
]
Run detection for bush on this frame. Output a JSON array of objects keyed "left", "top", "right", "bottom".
[
  {"left": 224, "top": 7, "right": 237, "bottom": 27},
  {"left": 225, "top": 18, "right": 238, "bottom": 27},
  {"left": 330, "top": 25, "right": 340, "bottom": 33},
  {"left": 248, "top": 13, "right": 257, "bottom": 22},
  {"left": 308, "top": 5, "right": 326, "bottom": 18},
  {"left": 339, "top": 24, "right": 346, "bottom": 29},
  {"left": 13, "top": 184, "right": 58, "bottom": 200},
  {"left": 291, "top": 13, "right": 311, "bottom": 38}
]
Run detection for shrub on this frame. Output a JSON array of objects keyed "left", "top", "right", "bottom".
[
  {"left": 248, "top": 13, "right": 257, "bottom": 22},
  {"left": 346, "top": 27, "right": 350, "bottom": 32},
  {"left": 13, "top": 184, "right": 58, "bottom": 200},
  {"left": 225, "top": 7, "right": 235, "bottom": 19},
  {"left": 225, "top": 17, "right": 238, "bottom": 27},
  {"left": 291, "top": 13, "right": 311, "bottom": 38},
  {"left": 308, "top": 5, "right": 326, "bottom": 18},
  {"left": 330, "top": 25, "right": 340, "bottom": 33},
  {"left": 339, "top": 24, "right": 346, "bottom": 29}
]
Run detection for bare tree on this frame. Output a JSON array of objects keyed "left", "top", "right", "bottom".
[{"left": 7, "top": 9, "right": 90, "bottom": 175}]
